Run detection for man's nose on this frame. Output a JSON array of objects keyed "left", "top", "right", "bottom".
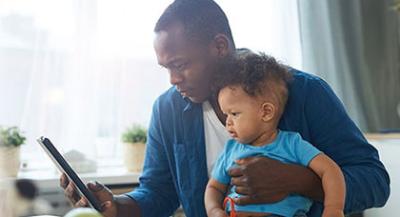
[{"left": 169, "top": 71, "right": 184, "bottom": 85}]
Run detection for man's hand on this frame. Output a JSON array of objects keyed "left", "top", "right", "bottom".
[
  {"left": 228, "top": 156, "right": 324, "bottom": 205},
  {"left": 60, "top": 174, "right": 117, "bottom": 217}
]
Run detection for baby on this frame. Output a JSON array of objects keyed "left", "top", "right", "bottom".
[{"left": 205, "top": 50, "right": 345, "bottom": 217}]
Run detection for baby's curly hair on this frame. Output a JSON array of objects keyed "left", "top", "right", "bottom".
[{"left": 214, "top": 49, "right": 293, "bottom": 113}]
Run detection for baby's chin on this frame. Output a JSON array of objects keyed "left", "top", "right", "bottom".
[{"left": 235, "top": 138, "right": 250, "bottom": 144}]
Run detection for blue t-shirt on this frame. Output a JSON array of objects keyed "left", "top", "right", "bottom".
[{"left": 212, "top": 131, "right": 321, "bottom": 217}]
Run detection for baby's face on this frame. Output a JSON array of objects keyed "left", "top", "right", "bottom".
[{"left": 218, "top": 85, "right": 266, "bottom": 145}]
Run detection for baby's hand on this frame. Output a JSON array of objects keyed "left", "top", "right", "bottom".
[
  {"left": 322, "top": 207, "right": 344, "bottom": 217},
  {"left": 208, "top": 208, "right": 229, "bottom": 217}
]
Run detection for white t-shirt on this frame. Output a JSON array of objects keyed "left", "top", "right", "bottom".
[{"left": 202, "top": 101, "right": 231, "bottom": 176}]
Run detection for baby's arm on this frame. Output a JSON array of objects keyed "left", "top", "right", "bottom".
[
  {"left": 308, "top": 153, "right": 346, "bottom": 217},
  {"left": 205, "top": 178, "right": 229, "bottom": 217}
]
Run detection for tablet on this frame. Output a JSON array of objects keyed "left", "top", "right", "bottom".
[{"left": 37, "top": 137, "right": 102, "bottom": 212}]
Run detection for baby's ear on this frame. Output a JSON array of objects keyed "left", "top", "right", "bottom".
[{"left": 261, "top": 102, "right": 276, "bottom": 122}]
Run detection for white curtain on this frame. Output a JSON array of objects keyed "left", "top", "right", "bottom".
[
  {"left": 0, "top": 0, "right": 302, "bottom": 169},
  {"left": 219, "top": 0, "right": 302, "bottom": 69}
]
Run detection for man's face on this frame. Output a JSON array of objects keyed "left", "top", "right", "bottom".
[{"left": 153, "top": 23, "right": 220, "bottom": 103}]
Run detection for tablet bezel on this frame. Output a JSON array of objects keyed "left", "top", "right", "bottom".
[{"left": 37, "top": 136, "right": 102, "bottom": 212}]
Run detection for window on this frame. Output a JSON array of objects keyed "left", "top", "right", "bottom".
[{"left": 0, "top": 0, "right": 302, "bottom": 170}]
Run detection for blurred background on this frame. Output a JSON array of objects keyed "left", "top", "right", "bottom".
[{"left": 0, "top": 0, "right": 399, "bottom": 216}]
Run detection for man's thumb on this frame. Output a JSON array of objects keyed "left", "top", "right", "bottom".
[{"left": 88, "top": 181, "right": 104, "bottom": 192}]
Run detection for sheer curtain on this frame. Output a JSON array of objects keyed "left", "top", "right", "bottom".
[
  {"left": 0, "top": 0, "right": 302, "bottom": 169},
  {"left": 219, "top": 0, "right": 302, "bottom": 69},
  {"left": 0, "top": 0, "right": 171, "bottom": 168}
]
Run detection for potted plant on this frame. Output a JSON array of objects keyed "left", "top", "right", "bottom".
[
  {"left": 0, "top": 126, "right": 26, "bottom": 177},
  {"left": 121, "top": 125, "right": 147, "bottom": 172}
]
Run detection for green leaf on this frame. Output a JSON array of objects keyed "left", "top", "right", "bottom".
[
  {"left": 121, "top": 124, "right": 147, "bottom": 144},
  {"left": 0, "top": 126, "right": 26, "bottom": 147}
]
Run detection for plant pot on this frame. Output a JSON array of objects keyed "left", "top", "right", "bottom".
[
  {"left": 0, "top": 146, "right": 21, "bottom": 178},
  {"left": 123, "top": 142, "right": 145, "bottom": 172}
]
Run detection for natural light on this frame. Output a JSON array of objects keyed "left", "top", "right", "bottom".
[{"left": 0, "top": 0, "right": 302, "bottom": 170}]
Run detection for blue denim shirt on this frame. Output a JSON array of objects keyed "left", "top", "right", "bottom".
[{"left": 127, "top": 69, "right": 390, "bottom": 217}]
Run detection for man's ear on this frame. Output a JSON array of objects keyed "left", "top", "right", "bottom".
[
  {"left": 211, "top": 34, "right": 230, "bottom": 57},
  {"left": 261, "top": 102, "right": 276, "bottom": 122}
]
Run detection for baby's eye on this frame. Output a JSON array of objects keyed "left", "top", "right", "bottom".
[{"left": 231, "top": 112, "right": 238, "bottom": 116}]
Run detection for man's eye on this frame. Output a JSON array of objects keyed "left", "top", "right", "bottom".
[{"left": 175, "top": 63, "right": 186, "bottom": 71}]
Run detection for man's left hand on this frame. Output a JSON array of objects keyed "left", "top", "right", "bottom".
[{"left": 228, "top": 156, "right": 322, "bottom": 205}]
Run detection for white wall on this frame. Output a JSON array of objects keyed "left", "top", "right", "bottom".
[{"left": 364, "top": 137, "right": 400, "bottom": 216}]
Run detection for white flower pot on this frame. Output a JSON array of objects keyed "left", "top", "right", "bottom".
[
  {"left": 0, "top": 146, "right": 21, "bottom": 178},
  {"left": 123, "top": 142, "right": 145, "bottom": 172}
]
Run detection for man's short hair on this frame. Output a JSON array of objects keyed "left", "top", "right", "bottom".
[{"left": 155, "top": 0, "right": 235, "bottom": 45}]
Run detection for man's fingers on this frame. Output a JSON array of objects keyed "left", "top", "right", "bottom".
[
  {"left": 87, "top": 181, "right": 113, "bottom": 202},
  {"left": 235, "top": 156, "right": 264, "bottom": 166},
  {"left": 61, "top": 174, "right": 83, "bottom": 205},
  {"left": 88, "top": 181, "right": 104, "bottom": 192},
  {"left": 74, "top": 197, "right": 89, "bottom": 208},
  {"left": 229, "top": 156, "right": 263, "bottom": 176},
  {"left": 228, "top": 165, "right": 244, "bottom": 177},
  {"left": 230, "top": 175, "right": 248, "bottom": 186},
  {"left": 233, "top": 195, "right": 254, "bottom": 205},
  {"left": 60, "top": 173, "right": 69, "bottom": 189},
  {"left": 234, "top": 186, "right": 251, "bottom": 195},
  {"left": 65, "top": 182, "right": 81, "bottom": 204}
]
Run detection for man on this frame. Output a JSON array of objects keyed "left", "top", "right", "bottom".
[{"left": 61, "top": 1, "right": 390, "bottom": 217}]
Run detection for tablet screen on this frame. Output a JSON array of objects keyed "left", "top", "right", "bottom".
[{"left": 37, "top": 137, "right": 102, "bottom": 212}]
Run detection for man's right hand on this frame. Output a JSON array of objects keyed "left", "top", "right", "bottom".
[{"left": 60, "top": 173, "right": 117, "bottom": 217}]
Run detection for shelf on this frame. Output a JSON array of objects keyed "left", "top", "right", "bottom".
[{"left": 18, "top": 166, "right": 140, "bottom": 192}]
